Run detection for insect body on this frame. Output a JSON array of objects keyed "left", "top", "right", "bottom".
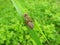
[{"left": 24, "top": 13, "right": 34, "bottom": 29}]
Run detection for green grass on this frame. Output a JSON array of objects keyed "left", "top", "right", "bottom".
[{"left": 0, "top": 0, "right": 60, "bottom": 45}]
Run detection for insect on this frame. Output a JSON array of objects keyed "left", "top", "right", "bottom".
[{"left": 23, "top": 13, "right": 34, "bottom": 29}]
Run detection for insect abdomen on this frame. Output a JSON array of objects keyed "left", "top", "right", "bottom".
[{"left": 27, "top": 22, "right": 34, "bottom": 29}]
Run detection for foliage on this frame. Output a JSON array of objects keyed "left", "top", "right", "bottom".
[{"left": 0, "top": 0, "right": 60, "bottom": 45}]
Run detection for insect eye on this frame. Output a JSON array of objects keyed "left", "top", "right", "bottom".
[{"left": 24, "top": 13, "right": 28, "bottom": 17}]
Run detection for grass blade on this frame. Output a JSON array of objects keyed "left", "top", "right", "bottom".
[
  {"left": 11, "top": 0, "right": 26, "bottom": 15},
  {"left": 11, "top": 0, "right": 42, "bottom": 45},
  {"left": 29, "top": 30, "right": 42, "bottom": 45}
]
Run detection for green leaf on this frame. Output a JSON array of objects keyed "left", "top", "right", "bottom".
[
  {"left": 11, "top": 0, "right": 42, "bottom": 45},
  {"left": 11, "top": 0, "right": 28, "bottom": 15},
  {"left": 29, "top": 30, "right": 42, "bottom": 45}
]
